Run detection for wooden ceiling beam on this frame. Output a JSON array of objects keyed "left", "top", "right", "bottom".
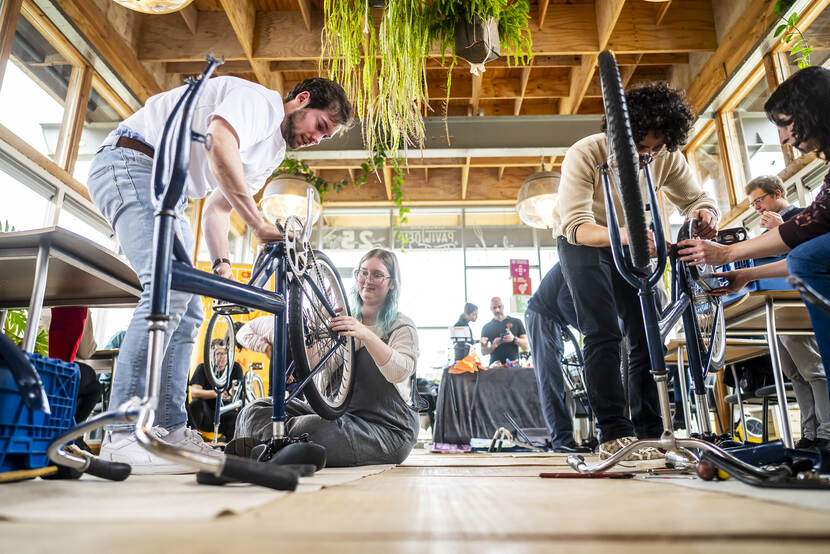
[
  {"left": 166, "top": 60, "right": 252, "bottom": 74},
  {"left": 180, "top": 2, "right": 199, "bottom": 35},
  {"left": 218, "top": 1, "right": 283, "bottom": 91},
  {"left": 296, "top": 0, "right": 312, "bottom": 32},
  {"left": 383, "top": 166, "right": 392, "bottom": 201},
  {"left": 461, "top": 157, "right": 471, "bottom": 200},
  {"left": 597, "top": 0, "right": 627, "bottom": 51},
  {"left": 654, "top": 0, "right": 673, "bottom": 26},
  {"left": 608, "top": 0, "right": 716, "bottom": 54},
  {"left": 57, "top": 0, "right": 162, "bottom": 102},
  {"left": 538, "top": 0, "right": 550, "bottom": 30},
  {"left": 513, "top": 65, "right": 532, "bottom": 115}
]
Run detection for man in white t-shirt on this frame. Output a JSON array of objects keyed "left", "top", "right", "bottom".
[{"left": 86, "top": 76, "right": 352, "bottom": 474}]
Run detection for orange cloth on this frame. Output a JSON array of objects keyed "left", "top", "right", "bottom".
[{"left": 448, "top": 351, "right": 486, "bottom": 374}]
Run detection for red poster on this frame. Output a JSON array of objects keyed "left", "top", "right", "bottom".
[{"left": 512, "top": 276, "right": 531, "bottom": 295}]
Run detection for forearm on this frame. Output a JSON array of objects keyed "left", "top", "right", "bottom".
[
  {"left": 574, "top": 222, "right": 612, "bottom": 247},
  {"left": 190, "top": 387, "right": 217, "bottom": 399},
  {"left": 743, "top": 259, "right": 790, "bottom": 280},
  {"left": 361, "top": 332, "right": 394, "bottom": 367},
  {"left": 725, "top": 228, "right": 790, "bottom": 263},
  {"left": 515, "top": 336, "right": 529, "bottom": 350},
  {"left": 202, "top": 192, "right": 232, "bottom": 261},
  {"left": 481, "top": 341, "right": 495, "bottom": 355}
]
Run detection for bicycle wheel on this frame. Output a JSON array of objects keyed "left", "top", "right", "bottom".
[
  {"left": 203, "top": 312, "right": 236, "bottom": 389},
  {"left": 597, "top": 50, "right": 651, "bottom": 271},
  {"left": 288, "top": 250, "right": 355, "bottom": 419},
  {"left": 244, "top": 371, "right": 265, "bottom": 403},
  {"left": 560, "top": 325, "right": 591, "bottom": 416}
]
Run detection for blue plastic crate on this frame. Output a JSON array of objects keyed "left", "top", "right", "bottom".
[
  {"left": 720, "top": 256, "right": 794, "bottom": 305},
  {"left": 0, "top": 353, "right": 79, "bottom": 472}
]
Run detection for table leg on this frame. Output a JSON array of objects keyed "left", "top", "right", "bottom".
[
  {"left": 764, "top": 298, "right": 794, "bottom": 448},
  {"left": 731, "top": 364, "right": 748, "bottom": 442},
  {"left": 22, "top": 243, "right": 51, "bottom": 353}
]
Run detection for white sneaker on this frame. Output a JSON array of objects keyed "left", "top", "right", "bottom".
[
  {"left": 167, "top": 427, "right": 224, "bottom": 460},
  {"left": 99, "top": 427, "right": 196, "bottom": 475},
  {"left": 599, "top": 436, "right": 666, "bottom": 470}
]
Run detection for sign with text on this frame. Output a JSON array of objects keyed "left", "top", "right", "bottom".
[
  {"left": 510, "top": 259, "right": 530, "bottom": 277},
  {"left": 512, "top": 276, "right": 531, "bottom": 296}
]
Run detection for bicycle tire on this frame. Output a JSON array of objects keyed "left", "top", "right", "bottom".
[
  {"left": 244, "top": 371, "right": 265, "bottom": 403},
  {"left": 597, "top": 50, "right": 651, "bottom": 270},
  {"left": 203, "top": 312, "right": 236, "bottom": 389},
  {"left": 288, "top": 250, "right": 355, "bottom": 419}
]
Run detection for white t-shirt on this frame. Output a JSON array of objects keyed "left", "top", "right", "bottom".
[{"left": 119, "top": 76, "right": 286, "bottom": 199}]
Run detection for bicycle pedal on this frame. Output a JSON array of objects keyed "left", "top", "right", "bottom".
[{"left": 212, "top": 301, "right": 251, "bottom": 315}]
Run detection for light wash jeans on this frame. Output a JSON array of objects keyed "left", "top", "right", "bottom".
[{"left": 87, "top": 142, "right": 203, "bottom": 432}]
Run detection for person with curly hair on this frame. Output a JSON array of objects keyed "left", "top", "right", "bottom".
[
  {"left": 555, "top": 81, "right": 719, "bottom": 465},
  {"left": 677, "top": 66, "right": 830, "bottom": 449}
]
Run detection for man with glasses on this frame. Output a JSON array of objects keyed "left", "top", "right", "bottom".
[
  {"left": 189, "top": 339, "right": 244, "bottom": 440},
  {"left": 555, "top": 82, "right": 719, "bottom": 465}
]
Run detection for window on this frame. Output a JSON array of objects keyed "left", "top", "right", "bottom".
[
  {"left": 733, "top": 74, "right": 786, "bottom": 183},
  {"left": 72, "top": 86, "right": 123, "bottom": 183},
  {"left": 0, "top": 166, "right": 50, "bottom": 231},
  {"left": 689, "top": 126, "right": 732, "bottom": 216}
]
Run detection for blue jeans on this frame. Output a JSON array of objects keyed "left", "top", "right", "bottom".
[
  {"left": 524, "top": 309, "right": 576, "bottom": 448},
  {"left": 87, "top": 144, "right": 203, "bottom": 432},
  {"left": 787, "top": 233, "right": 830, "bottom": 382}
]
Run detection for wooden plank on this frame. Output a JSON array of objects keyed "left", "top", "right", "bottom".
[
  {"left": 0, "top": 0, "right": 23, "bottom": 92},
  {"left": 218, "top": 0, "right": 256, "bottom": 59},
  {"left": 537, "top": 0, "right": 549, "bottom": 30},
  {"left": 763, "top": 52, "right": 794, "bottom": 165},
  {"left": 470, "top": 72, "right": 482, "bottom": 115},
  {"left": 716, "top": 110, "right": 742, "bottom": 208},
  {"left": 0, "top": 123, "right": 90, "bottom": 201},
  {"left": 58, "top": 0, "right": 161, "bottom": 102},
  {"left": 654, "top": 0, "right": 673, "bottom": 26},
  {"left": 166, "top": 60, "right": 252, "bottom": 74},
  {"left": 596, "top": 0, "right": 626, "bottom": 51},
  {"left": 621, "top": 54, "right": 643, "bottom": 88},
  {"left": 685, "top": 0, "right": 779, "bottom": 113},
  {"left": 91, "top": 73, "right": 134, "bottom": 119},
  {"left": 20, "top": 0, "right": 84, "bottom": 66},
  {"left": 607, "top": 0, "right": 716, "bottom": 54},
  {"left": 461, "top": 157, "right": 471, "bottom": 200},
  {"left": 383, "top": 166, "right": 392, "bottom": 201},
  {"left": 513, "top": 66, "right": 532, "bottom": 115},
  {"left": 296, "top": 0, "right": 311, "bottom": 32},
  {"left": 180, "top": 2, "right": 199, "bottom": 35},
  {"left": 560, "top": 54, "right": 597, "bottom": 115},
  {"left": 139, "top": 11, "right": 246, "bottom": 61},
  {"left": 55, "top": 64, "right": 93, "bottom": 174}
]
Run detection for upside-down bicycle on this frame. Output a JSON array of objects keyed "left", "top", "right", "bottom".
[
  {"left": 45, "top": 57, "right": 355, "bottom": 489},
  {"left": 566, "top": 51, "right": 830, "bottom": 488}
]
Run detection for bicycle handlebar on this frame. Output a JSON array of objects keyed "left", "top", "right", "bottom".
[{"left": 218, "top": 454, "right": 298, "bottom": 490}]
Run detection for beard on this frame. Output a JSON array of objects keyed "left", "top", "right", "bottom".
[{"left": 281, "top": 109, "right": 305, "bottom": 149}]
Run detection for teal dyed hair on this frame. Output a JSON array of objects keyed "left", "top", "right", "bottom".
[{"left": 350, "top": 248, "right": 401, "bottom": 337}]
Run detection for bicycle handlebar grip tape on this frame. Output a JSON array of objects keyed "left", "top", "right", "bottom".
[
  {"left": 85, "top": 457, "right": 131, "bottom": 481},
  {"left": 219, "top": 454, "right": 299, "bottom": 490}
]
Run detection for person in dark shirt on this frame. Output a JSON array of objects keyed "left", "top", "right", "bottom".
[
  {"left": 677, "top": 66, "right": 830, "bottom": 449},
  {"left": 452, "top": 303, "right": 478, "bottom": 360},
  {"left": 525, "top": 264, "right": 589, "bottom": 452},
  {"left": 480, "top": 296, "right": 528, "bottom": 364},
  {"left": 189, "top": 339, "right": 244, "bottom": 439}
]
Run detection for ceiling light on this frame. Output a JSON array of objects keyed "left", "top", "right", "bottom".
[
  {"left": 112, "top": 0, "right": 195, "bottom": 14},
  {"left": 259, "top": 175, "right": 322, "bottom": 226},
  {"left": 516, "top": 164, "right": 561, "bottom": 230}
]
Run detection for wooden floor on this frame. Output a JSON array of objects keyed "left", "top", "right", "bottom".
[{"left": 2, "top": 451, "right": 830, "bottom": 553}]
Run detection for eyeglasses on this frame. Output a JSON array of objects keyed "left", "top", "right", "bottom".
[
  {"left": 749, "top": 193, "right": 770, "bottom": 208},
  {"left": 353, "top": 268, "right": 391, "bottom": 284},
  {"left": 639, "top": 146, "right": 667, "bottom": 166}
]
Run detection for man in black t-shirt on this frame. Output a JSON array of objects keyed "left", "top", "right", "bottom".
[
  {"left": 480, "top": 297, "right": 528, "bottom": 364},
  {"left": 189, "top": 340, "right": 244, "bottom": 439}
]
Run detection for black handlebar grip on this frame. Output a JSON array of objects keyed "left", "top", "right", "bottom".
[
  {"left": 85, "top": 457, "right": 132, "bottom": 481},
  {"left": 219, "top": 454, "right": 298, "bottom": 491},
  {"left": 196, "top": 471, "right": 231, "bottom": 486}
]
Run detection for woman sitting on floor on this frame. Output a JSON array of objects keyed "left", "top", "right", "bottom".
[{"left": 231, "top": 247, "right": 420, "bottom": 467}]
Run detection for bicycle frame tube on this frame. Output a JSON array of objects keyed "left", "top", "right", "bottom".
[{"left": 271, "top": 243, "right": 289, "bottom": 438}]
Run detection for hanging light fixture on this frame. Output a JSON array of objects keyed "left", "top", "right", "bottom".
[
  {"left": 112, "top": 0, "right": 195, "bottom": 14},
  {"left": 259, "top": 174, "right": 322, "bottom": 225},
  {"left": 516, "top": 161, "right": 561, "bottom": 230}
]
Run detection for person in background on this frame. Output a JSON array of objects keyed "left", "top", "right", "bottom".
[
  {"left": 104, "top": 330, "right": 126, "bottom": 350},
  {"left": 452, "top": 302, "right": 478, "bottom": 360},
  {"left": 480, "top": 297, "right": 529, "bottom": 365},
  {"left": 677, "top": 65, "right": 830, "bottom": 449},
  {"left": 556, "top": 81, "right": 719, "bottom": 463},
  {"left": 188, "top": 338, "right": 244, "bottom": 440},
  {"left": 744, "top": 175, "right": 828, "bottom": 449},
  {"left": 524, "top": 263, "right": 590, "bottom": 453},
  {"left": 232, "top": 248, "right": 420, "bottom": 467}
]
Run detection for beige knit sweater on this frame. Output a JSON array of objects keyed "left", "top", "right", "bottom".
[{"left": 556, "top": 133, "right": 718, "bottom": 244}]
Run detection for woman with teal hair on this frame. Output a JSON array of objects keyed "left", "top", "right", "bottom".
[{"left": 233, "top": 248, "right": 421, "bottom": 466}]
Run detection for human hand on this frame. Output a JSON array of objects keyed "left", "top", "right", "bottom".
[
  {"left": 491, "top": 336, "right": 503, "bottom": 347},
  {"left": 214, "top": 261, "right": 233, "bottom": 279},
  {"left": 691, "top": 209, "right": 718, "bottom": 239},
  {"left": 329, "top": 315, "right": 372, "bottom": 342},
  {"left": 264, "top": 344, "right": 272, "bottom": 360},
  {"left": 759, "top": 211, "right": 784, "bottom": 229},
  {"left": 502, "top": 330, "right": 514, "bottom": 343},
  {"left": 253, "top": 221, "right": 284, "bottom": 243},
  {"left": 677, "top": 238, "right": 731, "bottom": 267},
  {"left": 708, "top": 270, "right": 753, "bottom": 296}
]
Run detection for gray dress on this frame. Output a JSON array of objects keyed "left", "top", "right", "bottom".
[{"left": 234, "top": 326, "right": 420, "bottom": 467}]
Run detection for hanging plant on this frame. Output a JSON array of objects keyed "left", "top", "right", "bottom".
[
  {"left": 320, "top": 0, "right": 533, "bottom": 155},
  {"left": 773, "top": 1, "right": 813, "bottom": 69}
]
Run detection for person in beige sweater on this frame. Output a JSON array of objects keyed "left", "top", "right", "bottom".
[{"left": 555, "top": 82, "right": 719, "bottom": 464}]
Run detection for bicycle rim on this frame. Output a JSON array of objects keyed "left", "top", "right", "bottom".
[
  {"left": 288, "top": 250, "right": 355, "bottom": 419},
  {"left": 692, "top": 290, "right": 726, "bottom": 371},
  {"left": 203, "top": 312, "right": 236, "bottom": 389}
]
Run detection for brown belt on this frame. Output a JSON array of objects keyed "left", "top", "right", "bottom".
[{"left": 115, "top": 135, "right": 155, "bottom": 159}]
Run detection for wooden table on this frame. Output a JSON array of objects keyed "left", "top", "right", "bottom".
[
  {"left": 0, "top": 227, "right": 141, "bottom": 351},
  {"left": 721, "top": 290, "right": 814, "bottom": 448},
  {"left": 665, "top": 337, "right": 769, "bottom": 436}
]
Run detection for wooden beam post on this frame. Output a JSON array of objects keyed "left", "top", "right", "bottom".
[
  {"left": 297, "top": 0, "right": 312, "bottom": 32},
  {"left": 461, "top": 156, "right": 471, "bottom": 200},
  {"left": 654, "top": 0, "right": 673, "bottom": 26},
  {"left": 383, "top": 166, "right": 392, "bottom": 200},
  {"left": 55, "top": 64, "right": 93, "bottom": 174},
  {"left": 0, "top": 0, "right": 24, "bottom": 93},
  {"left": 538, "top": 0, "right": 550, "bottom": 30},
  {"left": 513, "top": 65, "right": 532, "bottom": 116},
  {"left": 180, "top": 3, "right": 199, "bottom": 35},
  {"left": 470, "top": 72, "right": 482, "bottom": 115}
]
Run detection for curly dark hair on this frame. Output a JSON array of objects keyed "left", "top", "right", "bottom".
[
  {"left": 601, "top": 81, "right": 694, "bottom": 152},
  {"left": 285, "top": 78, "right": 354, "bottom": 128},
  {"left": 764, "top": 66, "right": 830, "bottom": 160}
]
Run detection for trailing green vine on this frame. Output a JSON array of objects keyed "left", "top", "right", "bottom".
[{"left": 773, "top": 1, "right": 813, "bottom": 69}]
